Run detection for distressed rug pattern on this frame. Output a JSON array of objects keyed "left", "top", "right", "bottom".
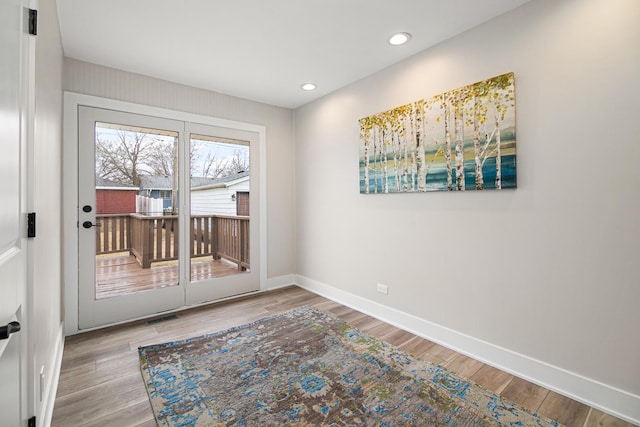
[{"left": 138, "top": 306, "right": 561, "bottom": 426}]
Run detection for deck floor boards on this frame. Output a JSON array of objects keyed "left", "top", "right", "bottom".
[{"left": 95, "top": 254, "right": 244, "bottom": 299}]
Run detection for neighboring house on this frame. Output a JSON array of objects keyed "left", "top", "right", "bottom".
[
  {"left": 138, "top": 175, "right": 177, "bottom": 211},
  {"left": 138, "top": 173, "right": 249, "bottom": 216},
  {"left": 95, "top": 177, "right": 139, "bottom": 214},
  {"left": 191, "top": 171, "right": 250, "bottom": 216}
]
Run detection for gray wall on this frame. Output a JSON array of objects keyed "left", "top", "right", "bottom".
[
  {"left": 63, "top": 58, "right": 295, "bottom": 279},
  {"left": 294, "top": 0, "right": 640, "bottom": 411}
]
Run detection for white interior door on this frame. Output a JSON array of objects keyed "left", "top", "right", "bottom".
[
  {"left": 78, "top": 107, "right": 185, "bottom": 329},
  {"left": 0, "top": 0, "right": 28, "bottom": 424}
]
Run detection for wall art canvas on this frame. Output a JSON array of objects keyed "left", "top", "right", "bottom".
[{"left": 359, "top": 72, "right": 516, "bottom": 193}]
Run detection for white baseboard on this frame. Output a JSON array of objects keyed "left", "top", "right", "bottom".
[
  {"left": 39, "top": 322, "right": 64, "bottom": 427},
  {"left": 265, "top": 274, "right": 296, "bottom": 291},
  {"left": 294, "top": 275, "right": 640, "bottom": 426}
]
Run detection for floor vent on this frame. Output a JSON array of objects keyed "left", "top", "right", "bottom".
[{"left": 146, "top": 315, "right": 178, "bottom": 325}]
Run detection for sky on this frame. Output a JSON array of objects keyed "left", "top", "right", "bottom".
[{"left": 95, "top": 123, "right": 250, "bottom": 179}]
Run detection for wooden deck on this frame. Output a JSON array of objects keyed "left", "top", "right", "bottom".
[{"left": 96, "top": 254, "right": 245, "bottom": 299}]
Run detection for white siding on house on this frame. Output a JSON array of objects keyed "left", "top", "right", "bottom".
[
  {"left": 191, "top": 180, "right": 250, "bottom": 216},
  {"left": 191, "top": 188, "right": 235, "bottom": 216},
  {"left": 232, "top": 180, "right": 250, "bottom": 193}
]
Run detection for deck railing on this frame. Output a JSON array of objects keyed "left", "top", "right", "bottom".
[
  {"left": 96, "top": 213, "right": 249, "bottom": 270},
  {"left": 96, "top": 214, "right": 132, "bottom": 255}
]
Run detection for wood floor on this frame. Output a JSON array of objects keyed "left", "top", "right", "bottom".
[{"left": 51, "top": 286, "right": 634, "bottom": 427}]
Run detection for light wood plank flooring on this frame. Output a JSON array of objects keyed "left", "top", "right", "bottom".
[{"left": 51, "top": 286, "right": 634, "bottom": 427}]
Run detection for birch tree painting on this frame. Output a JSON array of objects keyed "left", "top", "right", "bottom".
[{"left": 359, "top": 72, "right": 516, "bottom": 193}]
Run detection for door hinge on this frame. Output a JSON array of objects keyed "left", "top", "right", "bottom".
[
  {"left": 27, "top": 212, "right": 36, "bottom": 238},
  {"left": 28, "top": 416, "right": 36, "bottom": 427},
  {"left": 28, "top": 9, "right": 38, "bottom": 36}
]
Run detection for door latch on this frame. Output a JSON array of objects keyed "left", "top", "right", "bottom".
[{"left": 82, "top": 221, "right": 102, "bottom": 229}]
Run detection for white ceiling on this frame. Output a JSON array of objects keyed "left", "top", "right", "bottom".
[{"left": 56, "top": 0, "right": 531, "bottom": 109}]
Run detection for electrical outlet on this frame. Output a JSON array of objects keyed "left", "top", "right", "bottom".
[{"left": 376, "top": 283, "right": 389, "bottom": 295}]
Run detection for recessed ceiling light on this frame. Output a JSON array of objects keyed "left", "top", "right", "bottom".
[
  {"left": 301, "top": 83, "right": 317, "bottom": 91},
  {"left": 389, "top": 32, "right": 412, "bottom": 46}
]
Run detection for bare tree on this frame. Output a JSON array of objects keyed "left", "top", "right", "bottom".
[
  {"left": 199, "top": 152, "right": 228, "bottom": 178},
  {"left": 225, "top": 149, "right": 250, "bottom": 175},
  {"left": 97, "top": 130, "right": 227, "bottom": 182},
  {"left": 96, "top": 129, "right": 180, "bottom": 211},
  {"left": 146, "top": 139, "right": 178, "bottom": 177},
  {"left": 95, "top": 130, "right": 160, "bottom": 186}
]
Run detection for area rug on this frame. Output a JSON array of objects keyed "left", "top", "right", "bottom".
[{"left": 139, "top": 306, "right": 561, "bottom": 426}]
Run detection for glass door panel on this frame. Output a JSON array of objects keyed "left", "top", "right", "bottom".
[
  {"left": 78, "top": 107, "right": 185, "bottom": 329},
  {"left": 94, "top": 122, "right": 181, "bottom": 298},
  {"left": 185, "top": 122, "right": 260, "bottom": 305},
  {"left": 189, "top": 133, "right": 250, "bottom": 282}
]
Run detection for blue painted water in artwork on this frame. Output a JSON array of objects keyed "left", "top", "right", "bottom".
[{"left": 360, "top": 155, "right": 516, "bottom": 193}]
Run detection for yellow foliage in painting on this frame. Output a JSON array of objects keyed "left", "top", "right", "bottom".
[{"left": 358, "top": 72, "right": 515, "bottom": 193}]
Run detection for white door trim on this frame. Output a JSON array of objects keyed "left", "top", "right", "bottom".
[{"left": 63, "top": 92, "right": 267, "bottom": 335}]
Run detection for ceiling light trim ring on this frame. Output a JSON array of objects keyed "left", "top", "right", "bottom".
[{"left": 389, "top": 32, "right": 412, "bottom": 46}]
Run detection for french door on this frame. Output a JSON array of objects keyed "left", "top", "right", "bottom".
[
  {"left": 184, "top": 122, "right": 259, "bottom": 305},
  {"left": 78, "top": 106, "right": 260, "bottom": 329}
]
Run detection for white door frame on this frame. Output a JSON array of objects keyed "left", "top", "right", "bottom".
[{"left": 63, "top": 92, "right": 267, "bottom": 335}]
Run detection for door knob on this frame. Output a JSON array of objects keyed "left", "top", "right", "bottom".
[
  {"left": 0, "top": 321, "right": 21, "bottom": 340},
  {"left": 82, "top": 221, "right": 102, "bottom": 229}
]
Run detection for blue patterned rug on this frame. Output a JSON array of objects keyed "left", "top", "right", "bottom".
[{"left": 139, "top": 306, "right": 562, "bottom": 426}]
